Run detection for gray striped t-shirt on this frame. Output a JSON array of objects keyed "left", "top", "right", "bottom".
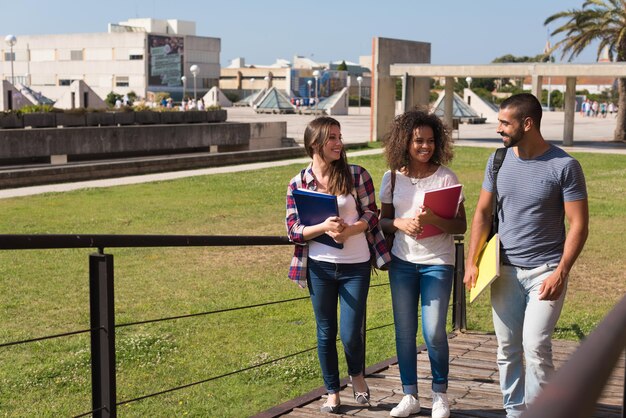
[{"left": 482, "top": 145, "right": 587, "bottom": 267}]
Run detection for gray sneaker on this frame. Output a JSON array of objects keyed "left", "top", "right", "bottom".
[{"left": 390, "top": 394, "right": 421, "bottom": 417}]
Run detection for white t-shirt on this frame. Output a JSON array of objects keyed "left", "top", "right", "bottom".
[
  {"left": 379, "top": 166, "right": 463, "bottom": 265},
  {"left": 309, "top": 194, "right": 370, "bottom": 264}
]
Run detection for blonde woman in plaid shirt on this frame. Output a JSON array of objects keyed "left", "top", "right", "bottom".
[{"left": 286, "top": 117, "right": 390, "bottom": 414}]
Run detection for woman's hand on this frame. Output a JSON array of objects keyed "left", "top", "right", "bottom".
[
  {"left": 416, "top": 206, "right": 435, "bottom": 226},
  {"left": 396, "top": 217, "right": 423, "bottom": 237},
  {"left": 322, "top": 216, "right": 345, "bottom": 234}
]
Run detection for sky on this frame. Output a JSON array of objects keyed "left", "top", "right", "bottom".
[{"left": 1, "top": 0, "right": 600, "bottom": 67}]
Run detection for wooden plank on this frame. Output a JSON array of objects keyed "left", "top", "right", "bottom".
[{"left": 261, "top": 333, "right": 623, "bottom": 418}]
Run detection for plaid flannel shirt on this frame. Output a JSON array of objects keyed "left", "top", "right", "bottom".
[{"left": 285, "top": 164, "right": 391, "bottom": 288}]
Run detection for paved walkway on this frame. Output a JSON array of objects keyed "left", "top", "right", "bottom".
[{"left": 1, "top": 108, "right": 624, "bottom": 199}]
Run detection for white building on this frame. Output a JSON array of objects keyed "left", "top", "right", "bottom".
[{"left": 1, "top": 18, "right": 221, "bottom": 104}]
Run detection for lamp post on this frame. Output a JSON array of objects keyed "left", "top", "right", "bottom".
[
  {"left": 465, "top": 76, "right": 472, "bottom": 90},
  {"left": 250, "top": 77, "right": 255, "bottom": 91},
  {"left": 24, "top": 72, "right": 30, "bottom": 87},
  {"left": 313, "top": 70, "right": 320, "bottom": 113},
  {"left": 190, "top": 64, "right": 199, "bottom": 100},
  {"left": 307, "top": 79, "right": 312, "bottom": 106},
  {"left": 181, "top": 75, "right": 186, "bottom": 101},
  {"left": 356, "top": 76, "right": 363, "bottom": 115},
  {"left": 5, "top": 34, "right": 17, "bottom": 85}
]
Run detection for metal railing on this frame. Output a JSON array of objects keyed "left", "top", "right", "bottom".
[{"left": 0, "top": 234, "right": 467, "bottom": 417}]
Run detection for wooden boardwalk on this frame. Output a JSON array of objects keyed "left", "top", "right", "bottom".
[{"left": 266, "top": 332, "right": 624, "bottom": 418}]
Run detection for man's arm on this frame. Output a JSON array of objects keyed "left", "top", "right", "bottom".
[
  {"left": 538, "top": 198, "right": 589, "bottom": 300},
  {"left": 463, "top": 188, "right": 494, "bottom": 289}
]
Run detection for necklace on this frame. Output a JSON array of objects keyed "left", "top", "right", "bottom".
[{"left": 407, "top": 167, "right": 433, "bottom": 185}]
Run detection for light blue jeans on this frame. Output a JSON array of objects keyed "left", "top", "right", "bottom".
[
  {"left": 389, "top": 255, "right": 453, "bottom": 395},
  {"left": 307, "top": 258, "right": 371, "bottom": 393},
  {"left": 491, "top": 263, "right": 566, "bottom": 418}
]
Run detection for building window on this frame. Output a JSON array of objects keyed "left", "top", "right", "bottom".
[
  {"left": 70, "top": 50, "right": 83, "bottom": 61},
  {"left": 115, "top": 76, "right": 129, "bottom": 87},
  {"left": 129, "top": 54, "right": 143, "bottom": 60},
  {"left": 59, "top": 79, "right": 72, "bottom": 86},
  {"left": 4, "top": 52, "right": 15, "bottom": 61}
]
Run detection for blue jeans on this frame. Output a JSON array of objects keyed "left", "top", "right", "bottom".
[
  {"left": 491, "top": 263, "right": 566, "bottom": 418},
  {"left": 307, "top": 258, "right": 371, "bottom": 393},
  {"left": 389, "top": 255, "right": 453, "bottom": 395}
]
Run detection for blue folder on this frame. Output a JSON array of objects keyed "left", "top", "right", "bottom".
[{"left": 292, "top": 188, "right": 344, "bottom": 249}]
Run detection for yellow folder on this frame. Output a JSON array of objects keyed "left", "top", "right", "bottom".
[{"left": 469, "top": 233, "right": 500, "bottom": 303}]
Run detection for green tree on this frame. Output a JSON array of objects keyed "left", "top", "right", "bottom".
[
  {"left": 105, "top": 92, "right": 122, "bottom": 108},
  {"left": 336, "top": 60, "right": 348, "bottom": 71},
  {"left": 545, "top": 0, "right": 626, "bottom": 141}
]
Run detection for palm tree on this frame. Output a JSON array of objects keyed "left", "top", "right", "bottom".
[{"left": 545, "top": 0, "right": 626, "bottom": 141}]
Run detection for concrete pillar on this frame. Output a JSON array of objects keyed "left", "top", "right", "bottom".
[
  {"left": 531, "top": 74, "right": 543, "bottom": 101},
  {"left": 563, "top": 76, "right": 577, "bottom": 146},
  {"left": 401, "top": 74, "right": 429, "bottom": 112},
  {"left": 444, "top": 77, "right": 454, "bottom": 130},
  {"left": 401, "top": 73, "right": 409, "bottom": 112},
  {"left": 371, "top": 37, "right": 430, "bottom": 142}
]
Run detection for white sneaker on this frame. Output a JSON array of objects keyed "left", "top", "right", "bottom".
[
  {"left": 431, "top": 392, "right": 450, "bottom": 418},
  {"left": 390, "top": 394, "right": 421, "bottom": 417}
]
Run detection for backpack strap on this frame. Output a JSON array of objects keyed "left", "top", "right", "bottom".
[{"left": 490, "top": 148, "right": 507, "bottom": 237}]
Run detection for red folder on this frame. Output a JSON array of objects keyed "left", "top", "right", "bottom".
[{"left": 416, "top": 184, "right": 463, "bottom": 239}]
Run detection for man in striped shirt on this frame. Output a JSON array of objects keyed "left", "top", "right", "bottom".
[{"left": 464, "top": 93, "right": 589, "bottom": 418}]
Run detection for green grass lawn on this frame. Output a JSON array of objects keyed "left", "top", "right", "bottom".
[{"left": 0, "top": 147, "right": 624, "bottom": 416}]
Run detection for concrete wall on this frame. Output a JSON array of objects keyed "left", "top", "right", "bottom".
[
  {"left": 0, "top": 121, "right": 288, "bottom": 164},
  {"left": 248, "top": 121, "right": 291, "bottom": 150}
]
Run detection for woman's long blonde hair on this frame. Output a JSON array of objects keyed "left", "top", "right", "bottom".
[{"left": 303, "top": 116, "right": 353, "bottom": 196}]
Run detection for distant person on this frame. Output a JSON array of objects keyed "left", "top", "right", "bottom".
[
  {"left": 608, "top": 102, "right": 616, "bottom": 116},
  {"left": 380, "top": 109, "right": 466, "bottom": 418},
  {"left": 285, "top": 116, "right": 390, "bottom": 414},
  {"left": 464, "top": 93, "right": 589, "bottom": 418},
  {"left": 114, "top": 98, "right": 122, "bottom": 109},
  {"left": 580, "top": 99, "right": 589, "bottom": 117},
  {"left": 592, "top": 100, "right": 599, "bottom": 117}
]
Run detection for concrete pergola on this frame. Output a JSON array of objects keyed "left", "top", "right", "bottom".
[{"left": 388, "top": 63, "right": 626, "bottom": 145}]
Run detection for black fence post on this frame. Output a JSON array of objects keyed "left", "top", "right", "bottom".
[
  {"left": 452, "top": 238, "right": 467, "bottom": 331},
  {"left": 89, "top": 252, "right": 116, "bottom": 418}
]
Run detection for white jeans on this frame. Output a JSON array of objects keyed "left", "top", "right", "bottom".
[{"left": 491, "top": 263, "right": 566, "bottom": 418}]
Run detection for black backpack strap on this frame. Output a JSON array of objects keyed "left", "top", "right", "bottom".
[{"left": 490, "top": 148, "right": 507, "bottom": 237}]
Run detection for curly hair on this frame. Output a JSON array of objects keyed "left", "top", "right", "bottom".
[
  {"left": 383, "top": 108, "right": 454, "bottom": 172},
  {"left": 303, "top": 116, "right": 353, "bottom": 196}
]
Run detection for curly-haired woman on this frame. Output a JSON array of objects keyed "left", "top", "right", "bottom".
[{"left": 379, "top": 109, "right": 466, "bottom": 418}]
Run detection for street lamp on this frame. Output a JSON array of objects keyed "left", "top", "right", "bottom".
[
  {"left": 5, "top": 34, "right": 17, "bottom": 85},
  {"left": 181, "top": 75, "right": 186, "bottom": 101},
  {"left": 24, "top": 72, "right": 30, "bottom": 87},
  {"left": 250, "top": 77, "right": 255, "bottom": 90},
  {"left": 190, "top": 64, "right": 199, "bottom": 100},
  {"left": 356, "top": 76, "right": 363, "bottom": 115},
  {"left": 313, "top": 70, "right": 320, "bottom": 112},
  {"left": 307, "top": 79, "right": 312, "bottom": 106}
]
